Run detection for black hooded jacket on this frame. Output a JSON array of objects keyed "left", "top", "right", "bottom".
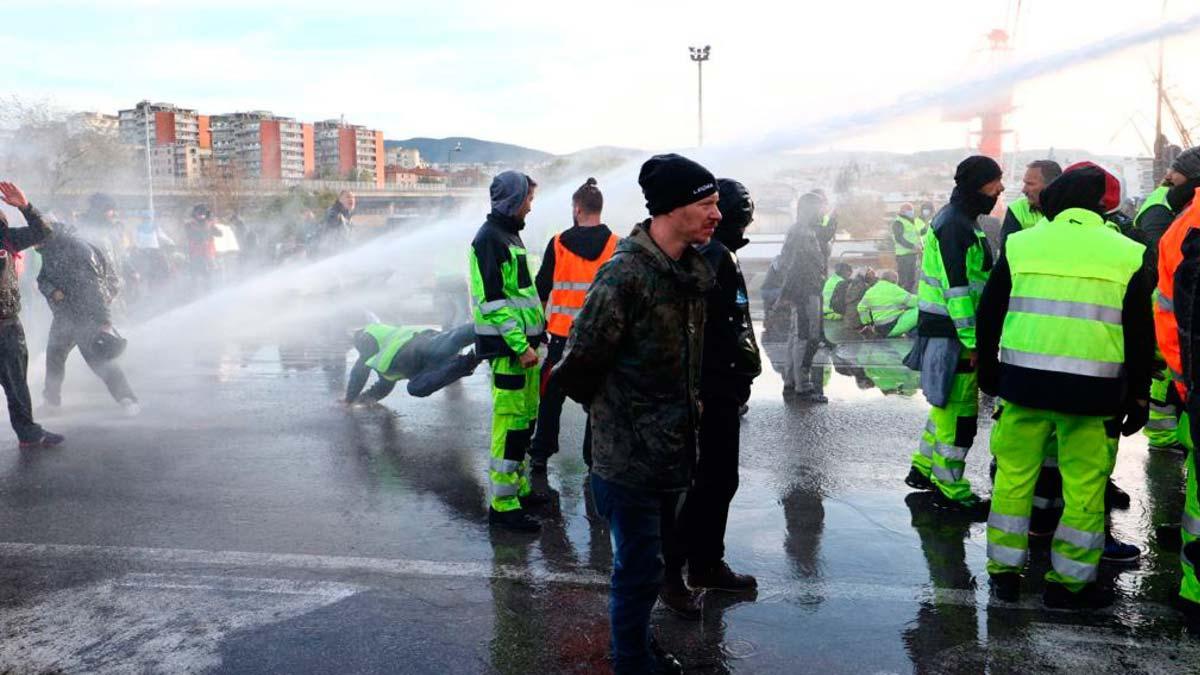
[
  {"left": 535, "top": 224, "right": 616, "bottom": 303},
  {"left": 697, "top": 225, "right": 762, "bottom": 405},
  {"left": 38, "top": 228, "right": 120, "bottom": 325},
  {"left": 976, "top": 167, "right": 1153, "bottom": 416},
  {"left": 0, "top": 204, "right": 53, "bottom": 320},
  {"left": 916, "top": 187, "right": 996, "bottom": 340}
]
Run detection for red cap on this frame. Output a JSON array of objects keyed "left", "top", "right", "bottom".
[{"left": 1064, "top": 161, "right": 1122, "bottom": 213}]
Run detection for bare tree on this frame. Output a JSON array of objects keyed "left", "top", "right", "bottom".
[
  {"left": 0, "top": 95, "right": 134, "bottom": 204},
  {"left": 200, "top": 161, "right": 250, "bottom": 220}
]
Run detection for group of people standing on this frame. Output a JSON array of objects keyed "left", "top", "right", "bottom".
[
  {"left": 452, "top": 155, "right": 758, "bottom": 674},
  {"left": 902, "top": 150, "right": 1200, "bottom": 621}
]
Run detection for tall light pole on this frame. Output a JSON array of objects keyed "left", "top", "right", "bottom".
[
  {"left": 142, "top": 103, "right": 156, "bottom": 225},
  {"left": 446, "top": 140, "right": 462, "bottom": 168},
  {"left": 689, "top": 45, "right": 711, "bottom": 147}
]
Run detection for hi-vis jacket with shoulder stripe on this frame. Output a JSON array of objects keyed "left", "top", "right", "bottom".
[
  {"left": 468, "top": 211, "right": 546, "bottom": 360},
  {"left": 976, "top": 207, "right": 1154, "bottom": 416}
]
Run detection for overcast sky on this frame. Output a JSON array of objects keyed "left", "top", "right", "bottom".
[{"left": 6, "top": 0, "right": 1200, "bottom": 156}]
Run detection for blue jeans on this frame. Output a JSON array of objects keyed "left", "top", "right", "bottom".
[{"left": 591, "top": 473, "right": 671, "bottom": 674}]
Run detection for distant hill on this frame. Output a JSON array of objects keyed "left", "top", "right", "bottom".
[{"left": 385, "top": 137, "right": 555, "bottom": 165}]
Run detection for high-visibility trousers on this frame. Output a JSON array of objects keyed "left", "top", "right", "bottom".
[
  {"left": 488, "top": 355, "right": 538, "bottom": 512},
  {"left": 1146, "top": 371, "right": 1182, "bottom": 448},
  {"left": 913, "top": 371, "right": 979, "bottom": 503},
  {"left": 1183, "top": 412, "right": 1200, "bottom": 606},
  {"left": 986, "top": 402, "right": 1115, "bottom": 592}
]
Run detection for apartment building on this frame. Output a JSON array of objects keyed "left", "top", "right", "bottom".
[
  {"left": 314, "top": 120, "right": 385, "bottom": 187},
  {"left": 210, "top": 111, "right": 314, "bottom": 180}
]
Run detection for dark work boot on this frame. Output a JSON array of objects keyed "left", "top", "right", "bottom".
[
  {"left": 488, "top": 507, "right": 540, "bottom": 533},
  {"left": 1043, "top": 581, "right": 1112, "bottom": 610},
  {"left": 1105, "top": 479, "right": 1131, "bottom": 510},
  {"left": 658, "top": 574, "right": 701, "bottom": 620},
  {"left": 519, "top": 491, "right": 552, "bottom": 509},
  {"left": 931, "top": 492, "right": 990, "bottom": 522},
  {"left": 989, "top": 573, "right": 1021, "bottom": 603},
  {"left": 649, "top": 636, "right": 684, "bottom": 674},
  {"left": 905, "top": 466, "right": 934, "bottom": 491},
  {"left": 688, "top": 561, "right": 758, "bottom": 592},
  {"left": 1177, "top": 595, "right": 1200, "bottom": 636}
]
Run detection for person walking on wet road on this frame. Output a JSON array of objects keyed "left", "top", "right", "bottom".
[
  {"left": 892, "top": 202, "right": 927, "bottom": 291},
  {"left": 778, "top": 192, "right": 830, "bottom": 403},
  {"left": 37, "top": 224, "right": 139, "bottom": 415},
  {"left": 661, "top": 178, "right": 762, "bottom": 619},
  {"left": 529, "top": 177, "right": 618, "bottom": 473},
  {"left": 906, "top": 156, "right": 1002, "bottom": 517},
  {"left": 343, "top": 323, "right": 480, "bottom": 405},
  {"left": 553, "top": 153, "right": 717, "bottom": 675},
  {"left": 469, "top": 171, "right": 547, "bottom": 533},
  {"left": 0, "top": 182, "right": 64, "bottom": 448},
  {"left": 976, "top": 163, "right": 1152, "bottom": 609}
]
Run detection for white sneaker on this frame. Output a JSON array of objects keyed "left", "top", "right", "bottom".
[{"left": 120, "top": 399, "right": 141, "bottom": 417}]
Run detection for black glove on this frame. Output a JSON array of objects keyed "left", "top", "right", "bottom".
[{"left": 1120, "top": 400, "right": 1149, "bottom": 437}]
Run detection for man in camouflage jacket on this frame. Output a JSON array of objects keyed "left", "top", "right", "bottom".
[{"left": 553, "top": 154, "right": 718, "bottom": 675}]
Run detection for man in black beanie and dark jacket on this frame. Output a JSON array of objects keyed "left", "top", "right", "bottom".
[
  {"left": 552, "top": 153, "right": 718, "bottom": 675},
  {"left": 0, "top": 182, "right": 64, "bottom": 448},
  {"left": 662, "top": 178, "right": 763, "bottom": 616},
  {"left": 906, "top": 156, "right": 1001, "bottom": 517}
]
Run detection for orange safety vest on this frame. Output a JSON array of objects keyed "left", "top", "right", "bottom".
[
  {"left": 1154, "top": 188, "right": 1200, "bottom": 399},
  {"left": 545, "top": 232, "right": 619, "bottom": 337}
]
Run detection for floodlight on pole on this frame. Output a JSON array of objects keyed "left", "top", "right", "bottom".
[{"left": 689, "top": 45, "right": 711, "bottom": 147}]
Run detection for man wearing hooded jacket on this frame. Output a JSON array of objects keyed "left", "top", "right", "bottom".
[
  {"left": 469, "top": 171, "right": 547, "bottom": 532},
  {"left": 977, "top": 164, "right": 1152, "bottom": 609},
  {"left": 661, "top": 179, "right": 762, "bottom": 617},
  {"left": 37, "top": 225, "right": 138, "bottom": 413},
  {"left": 906, "top": 156, "right": 1002, "bottom": 517}
]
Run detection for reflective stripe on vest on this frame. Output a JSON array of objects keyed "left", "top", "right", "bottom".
[
  {"left": 1000, "top": 208, "right": 1144, "bottom": 381},
  {"left": 917, "top": 222, "right": 991, "bottom": 347},
  {"left": 546, "top": 232, "right": 618, "bottom": 337},
  {"left": 469, "top": 240, "right": 546, "bottom": 344}
]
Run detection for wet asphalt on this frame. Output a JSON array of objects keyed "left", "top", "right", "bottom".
[{"left": 0, "top": 327, "right": 1197, "bottom": 674}]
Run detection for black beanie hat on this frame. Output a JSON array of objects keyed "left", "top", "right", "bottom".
[
  {"left": 716, "top": 178, "right": 754, "bottom": 230},
  {"left": 954, "top": 155, "right": 1003, "bottom": 192},
  {"left": 638, "top": 153, "right": 718, "bottom": 216},
  {"left": 1038, "top": 165, "right": 1108, "bottom": 220}
]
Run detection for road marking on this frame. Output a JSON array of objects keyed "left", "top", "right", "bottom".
[
  {"left": 0, "top": 541, "right": 1183, "bottom": 619},
  {"left": 0, "top": 572, "right": 359, "bottom": 673}
]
